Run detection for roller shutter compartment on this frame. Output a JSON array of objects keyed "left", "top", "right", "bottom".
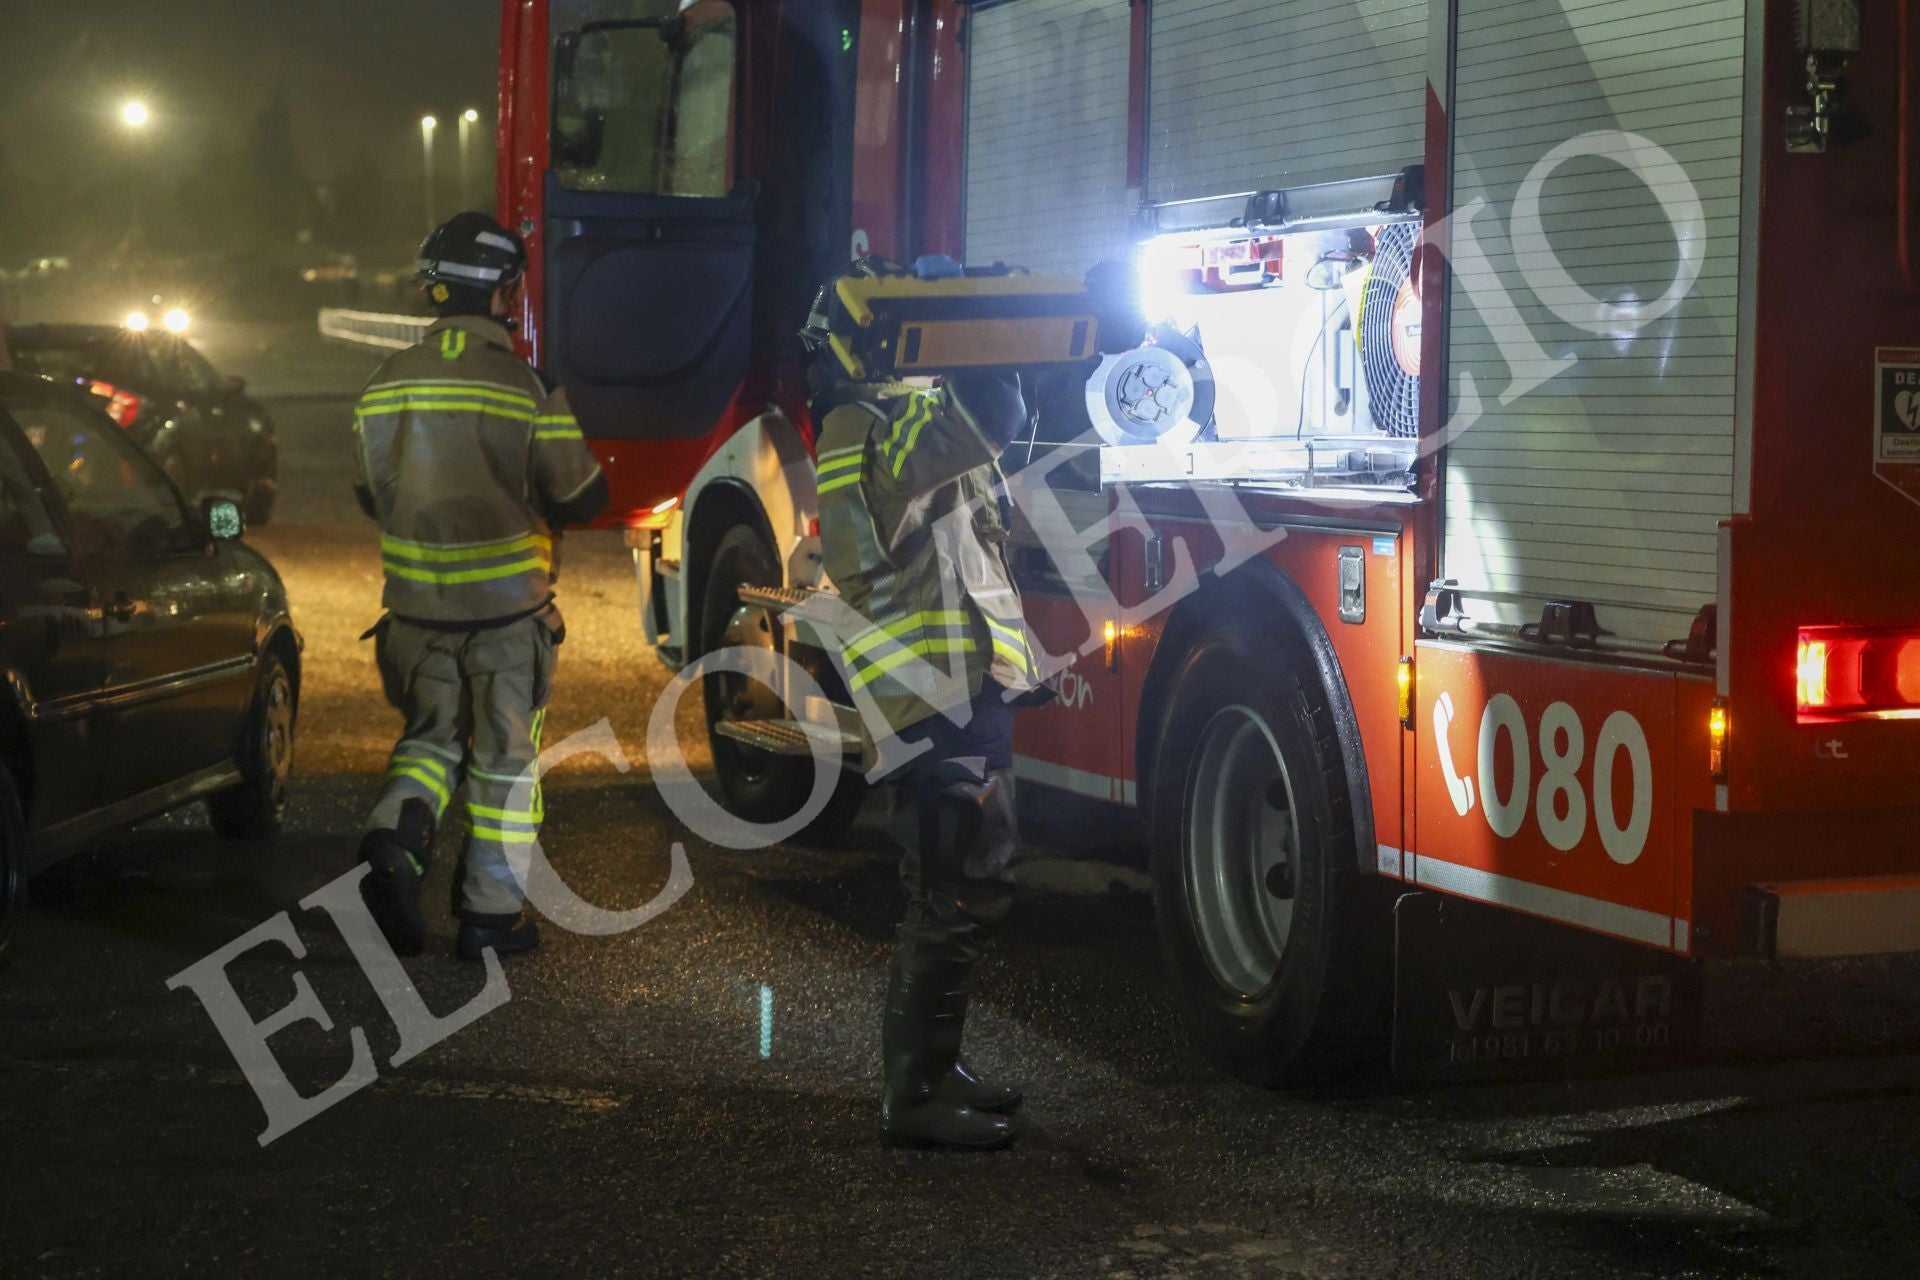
[{"left": 1442, "top": 0, "right": 1746, "bottom": 645}]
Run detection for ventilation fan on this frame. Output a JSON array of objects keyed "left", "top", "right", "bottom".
[{"left": 1361, "top": 221, "right": 1422, "bottom": 438}]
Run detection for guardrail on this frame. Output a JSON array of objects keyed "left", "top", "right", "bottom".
[{"left": 317, "top": 308, "right": 432, "bottom": 351}]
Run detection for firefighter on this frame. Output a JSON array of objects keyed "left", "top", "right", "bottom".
[
  {"left": 352, "top": 212, "right": 608, "bottom": 962},
  {"left": 802, "top": 258, "right": 1043, "bottom": 1150}
]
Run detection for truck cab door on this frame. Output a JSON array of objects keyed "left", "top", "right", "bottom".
[{"left": 543, "top": 2, "right": 752, "bottom": 461}]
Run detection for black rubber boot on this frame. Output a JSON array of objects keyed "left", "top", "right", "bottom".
[
  {"left": 944, "top": 1059, "right": 1022, "bottom": 1115},
  {"left": 880, "top": 946, "right": 1015, "bottom": 1151},
  {"left": 358, "top": 830, "right": 428, "bottom": 957},
  {"left": 456, "top": 910, "right": 541, "bottom": 962}
]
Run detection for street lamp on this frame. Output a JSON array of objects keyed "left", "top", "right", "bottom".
[
  {"left": 420, "top": 115, "right": 438, "bottom": 228},
  {"left": 458, "top": 108, "right": 480, "bottom": 210},
  {"left": 118, "top": 102, "right": 152, "bottom": 254}
]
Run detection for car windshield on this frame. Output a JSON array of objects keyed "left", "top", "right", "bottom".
[{"left": 7, "top": 332, "right": 161, "bottom": 391}]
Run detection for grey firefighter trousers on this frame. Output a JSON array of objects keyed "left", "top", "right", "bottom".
[{"left": 364, "top": 608, "right": 560, "bottom": 918}]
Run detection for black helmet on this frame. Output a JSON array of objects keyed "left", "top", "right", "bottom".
[{"left": 416, "top": 212, "right": 527, "bottom": 293}]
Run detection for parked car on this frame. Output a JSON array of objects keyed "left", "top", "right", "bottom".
[
  {"left": 4, "top": 323, "right": 279, "bottom": 525},
  {"left": 0, "top": 371, "right": 300, "bottom": 969}
]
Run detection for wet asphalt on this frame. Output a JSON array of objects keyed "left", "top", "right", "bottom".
[{"left": 2, "top": 325, "right": 1919, "bottom": 1280}]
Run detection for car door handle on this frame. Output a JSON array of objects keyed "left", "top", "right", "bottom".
[{"left": 106, "top": 593, "right": 137, "bottom": 622}]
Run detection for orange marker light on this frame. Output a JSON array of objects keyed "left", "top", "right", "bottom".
[
  {"left": 1397, "top": 656, "right": 1414, "bottom": 729},
  {"left": 1797, "top": 638, "right": 1830, "bottom": 710},
  {"left": 1708, "top": 698, "right": 1728, "bottom": 781},
  {"left": 1103, "top": 619, "right": 1120, "bottom": 671}
]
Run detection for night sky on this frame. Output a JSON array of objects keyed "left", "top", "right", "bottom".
[{"left": 0, "top": 1, "right": 498, "bottom": 258}]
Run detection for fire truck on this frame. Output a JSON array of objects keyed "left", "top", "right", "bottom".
[{"left": 497, "top": 0, "right": 1920, "bottom": 1080}]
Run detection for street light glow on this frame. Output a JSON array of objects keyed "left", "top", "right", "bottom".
[
  {"left": 463, "top": 108, "right": 480, "bottom": 123},
  {"left": 421, "top": 114, "right": 437, "bottom": 132},
  {"left": 121, "top": 101, "right": 150, "bottom": 128}
]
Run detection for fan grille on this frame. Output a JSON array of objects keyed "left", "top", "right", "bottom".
[{"left": 1362, "top": 221, "right": 1422, "bottom": 439}]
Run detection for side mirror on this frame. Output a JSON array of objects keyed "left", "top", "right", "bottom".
[{"left": 203, "top": 497, "right": 245, "bottom": 542}]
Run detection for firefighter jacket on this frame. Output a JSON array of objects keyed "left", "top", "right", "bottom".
[
  {"left": 815, "top": 373, "right": 1039, "bottom": 741},
  {"left": 352, "top": 316, "right": 605, "bottom": 625}
]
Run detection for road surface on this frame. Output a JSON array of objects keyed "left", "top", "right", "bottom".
[{"left": 2, "top": 324, "right": 1918, "bottom": 1279}]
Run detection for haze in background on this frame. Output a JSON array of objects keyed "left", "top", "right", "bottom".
[{"left": 0, "top": 1, "right": 499, "bottom": 318}]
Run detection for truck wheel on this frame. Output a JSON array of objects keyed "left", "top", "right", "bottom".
[
  {"left": 0, "top": 761, "right": 24, "bottom": 973},
  {"left": 207, "top": 651, "right": 296, "bottom": 841},
  {"left": 1149, "top": 625, "right": 1385, "bottom": 1084},
  {"left": 700, "top": 525, "right": 865, "bottom": 844}
]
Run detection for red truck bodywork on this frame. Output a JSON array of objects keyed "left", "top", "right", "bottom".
[{"left": 499, "top": 0, "right": 1920, "bottom": 975}]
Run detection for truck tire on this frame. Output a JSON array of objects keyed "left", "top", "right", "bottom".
[
  {"left": 207, "top": 651, "right": 296, "bottom": 841},
  {"left": 1149, "top": 623, "right": 1386, "bottom": 1085},
  {"left": 0, "top": 760, "right": 24, "bottom": 973},
  {"left": 700, "top": 525, "right": 865, "bottom": 845}
]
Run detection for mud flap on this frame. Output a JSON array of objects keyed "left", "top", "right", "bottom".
[{"left": 1391, "top": 892, "right": 1701, "bottom": 1084}]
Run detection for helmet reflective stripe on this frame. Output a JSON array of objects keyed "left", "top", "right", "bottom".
[
  {"left": 420, "top": 258, "right": 504, "bottom": 284},
  {"left": 473, "top": 230, "right": 519, "bottom": 253}
]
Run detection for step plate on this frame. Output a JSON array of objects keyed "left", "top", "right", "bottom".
[
  {"left": 714, "top": 717, "right": 860, "bottom": 758},
  {"left": 1744, "top": 874, "right": 1920, "bottom": 959}
]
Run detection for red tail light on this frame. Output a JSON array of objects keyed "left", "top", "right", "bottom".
[
  {"left": 1796, "top": 627, "right": 1920, "bottom": 720},
  {"left": 87, "top": 380, "right": 144, "bottom": 429}
]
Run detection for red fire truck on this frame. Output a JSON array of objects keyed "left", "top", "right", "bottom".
[{"left": 498, "top": 0, "right": 1920, "bottom": 1080}]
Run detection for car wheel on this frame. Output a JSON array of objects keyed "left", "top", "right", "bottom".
[
  {"left": 700, "top": 524, "right": 865, "bottom": 844},
  {"left": 1149, "top": 623, "right": 1388, "bottom": 1085},
  {"left": 207, "top": 650, "right": 296, "bottom": 841},
  {"left": 0, "top": 761, "right": 24, "bottom": 973}
]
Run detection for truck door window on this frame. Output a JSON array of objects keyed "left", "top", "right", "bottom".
[{"left": 551, "top": 0, "right": 737, "bottom": 198}]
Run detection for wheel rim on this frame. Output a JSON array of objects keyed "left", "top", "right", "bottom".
[
  {"left": 261, "top": 668, "right": 295, "bottom": 810},
  {"left": 1184, "top": 704, "right": 1300, "bottom": 999}
]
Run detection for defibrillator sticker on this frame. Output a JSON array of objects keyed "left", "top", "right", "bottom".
[
  {"left": 1874, "top": 348, "right": 1920, "bottom": 507},
  {"left": 1877, "top": 350, "right": 1920, "bottom": 459}
]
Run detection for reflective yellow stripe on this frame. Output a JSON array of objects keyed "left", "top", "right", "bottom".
[
  {"left": 817, "top": 445, "right": 863, "bottom": 465},
  {"left": 842, "top": 611, "right": 972, "bottom": 663},
  {"left": 381, "top": 533, "right": 551, "bottom": 563},
  {"left": 818, "top": 472, "right": 862, "bottom": 495},
  {"left": 890, "top": 398, "right": 939, "bottom": 478},
  {"left": 357, "top": 401, "right": 536, "bottom": 421},
  {"left": 534, "top": 429, "right": 584, "bottom": 441},
  {"left": 881, "top": 395, "right": 934, "bottom": 468},
  {"left": 847, "top": 638, "right": 976, "bottom": 692},
  {"left": 990, "top": 637, "right": 1031, "bottom": 669},
  {"left": 382, "top": 556, "right": 548, "bottom": 585},
  {"left": 467, "top": 802, "right": 544, "bottom": 823},
  {"left": 468, "top": 825, "right": 540, "bottom": 844},
  {"left": 534, "top": 414, "right": 577, "bottom": 426},
  {"left": 440, "top": 330, "right": 468, "bottom": 360},
  {"left": 816, "top": 453, "right": 864, "bottom": 477},
  {"left": 389, "top": 764, "right": 451, "bottom": 808},
  {"left": 361, "top": 382, "right": 535, "bottom": 409},
  {"left": 390, "top": 753, "right": 452, "bottom": 779}
]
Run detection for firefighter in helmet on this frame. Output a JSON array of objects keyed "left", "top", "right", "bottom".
[
  {"left": 803, "top": 256, "right": 1044, "bottom": 1149},
  {"left": 352, "top": 212, "right": 608, "bottom": 962}
]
